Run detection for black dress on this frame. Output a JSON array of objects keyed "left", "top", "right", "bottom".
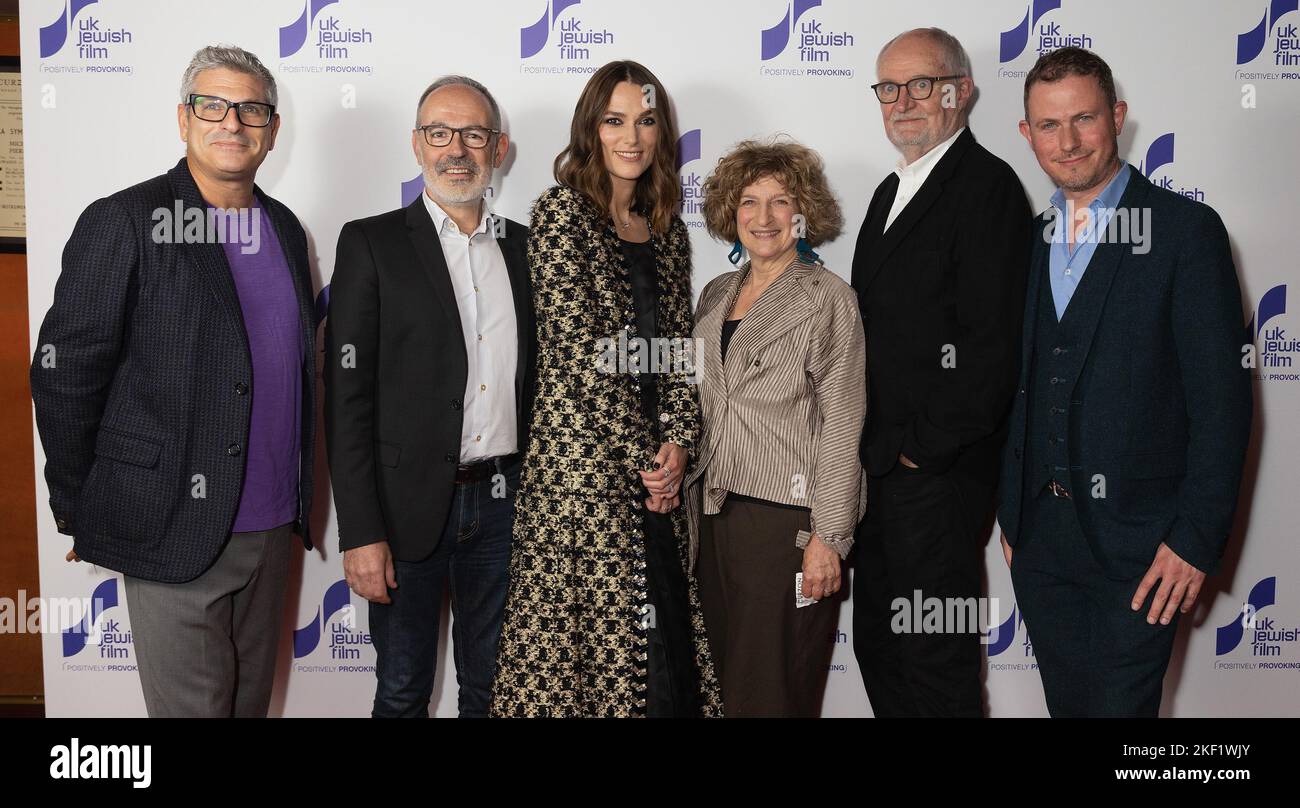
[{"left": 620, "top": 237, "right": 698, "bottom": 717}]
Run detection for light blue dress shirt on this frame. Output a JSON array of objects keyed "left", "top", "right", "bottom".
[{"left": 1047, "top": 163, "right": 1131, "bottom": 320}]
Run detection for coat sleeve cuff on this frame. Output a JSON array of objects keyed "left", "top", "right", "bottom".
[
  {"left": 1164, "top": 516, "right": 1222, "bottom": 577},
  {"left": 796, "top": 528, "right": 854, "bottom": 560}
]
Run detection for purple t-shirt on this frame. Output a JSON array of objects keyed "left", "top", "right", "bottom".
[{"left": 219, "top": 202, "right": 302, "bottom": 533}]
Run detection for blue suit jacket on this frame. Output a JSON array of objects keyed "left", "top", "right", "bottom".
[{"left": 998, "top": 165, "right": 1252, "bottom": 578}]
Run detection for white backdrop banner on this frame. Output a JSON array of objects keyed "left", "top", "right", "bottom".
[{"left": 20, "top": 0, "right": 1300, "bottom": 717}]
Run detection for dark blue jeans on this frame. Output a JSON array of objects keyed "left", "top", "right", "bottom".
[{"left": 369, "top": 457, "right": 517, "bottom": 718}]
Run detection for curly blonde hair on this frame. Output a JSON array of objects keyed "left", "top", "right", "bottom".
[{"left": 701, "top": 138, "right": 843, "bottom": 247}]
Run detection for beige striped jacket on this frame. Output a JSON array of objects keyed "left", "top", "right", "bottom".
[{"left": 684, "top": 258, "right": 868, "bottom": 568}]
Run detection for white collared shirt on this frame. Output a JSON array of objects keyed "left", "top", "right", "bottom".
[
  {"left": 422, "top": 191, "right": 519, "bottom": 462},
  {"left": 884, "top": 126, "right": 966, "bottom": 231}
]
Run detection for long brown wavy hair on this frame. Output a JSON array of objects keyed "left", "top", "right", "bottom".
[{"left": 554, "top": 60, "right": 681, "bottom": 235}]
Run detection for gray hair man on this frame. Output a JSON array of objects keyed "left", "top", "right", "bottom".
[
  {"left": 325, "top": 75, "right": 535, "bottom": 717},
  {"left": 30, "top": 44, "right": 317, "bottom": 716},
  {"left": 849, "top": 28, "right": 1032, "bottom": 717}
]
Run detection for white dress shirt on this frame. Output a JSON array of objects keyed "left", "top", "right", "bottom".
[
  {"left": 884, "top": 126, "right": 966, "bottom": 231},
  {"left": 423, "top": 191, "right": 519, "bottom": 462}
]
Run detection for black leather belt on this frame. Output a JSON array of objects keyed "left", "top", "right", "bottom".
[{"left": 455, "top": 453, "right": 520, "bottom": 484}]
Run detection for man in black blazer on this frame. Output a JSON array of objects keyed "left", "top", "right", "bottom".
[
  {"left": 1001, "top": 48, "right": 1251, "bottom": 717},
  {"left": 325, "top": 76, "right": 534, "bottom": 718},
  {"left": 30, "top": 46, "right": 316, "bottom": 717},
  {"left": 850, "top": 28, "right": 1031, "bottom": 717}
]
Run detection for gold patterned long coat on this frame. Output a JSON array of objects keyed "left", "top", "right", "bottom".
[{"left": 490, "top": 185, "right": 722, "bottom": 717}]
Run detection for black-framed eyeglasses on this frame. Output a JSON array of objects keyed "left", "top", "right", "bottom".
[
  {"left": 870, "top": 75, "right": 964, "bottom": 103},
  {"left": 415, "top": 125, "right": 500, "bottom": 149},
  {"left": 187, "top": 94, "right": 276, "bottom": 127}
]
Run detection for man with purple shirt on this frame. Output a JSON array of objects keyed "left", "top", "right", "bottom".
[{"left": 30, "top": 46, "right": 316, "bottom": 717}]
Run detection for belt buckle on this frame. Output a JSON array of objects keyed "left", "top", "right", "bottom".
[{"left": 1048, "top": 479, "right": 1072, "bottom": 499}]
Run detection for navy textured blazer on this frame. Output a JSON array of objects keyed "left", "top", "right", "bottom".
[
  {"left": 998, "top": 165, "right": 1252, "bottom": 577},
  {"left": 31, "top": 158, "right": 317, "bottom": 583}
]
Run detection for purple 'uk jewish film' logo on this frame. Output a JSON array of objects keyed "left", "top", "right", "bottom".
[
  {"left": 279, "top": 0, "right": 338, "bottom": 58},
  {"left": 1236, "top": 0, "right": 1300, "bottom": 66},
  {"left": 62, "top": 578, "right": 132, "bottom": 660},
  {"left": 1217, "top": 577, "right": 1277, "bottom": 656},
  {"left": 999, "top": 0, "right": 1060, "bottom": 63},
  {"left": 39, "top": 0, "right": 97, "bottom": 58},
  {"left": 38, "top": 0, "right": 134, "bottom": 63},
  {"left": 519, "top": 0, "right": 613, "bottom": 64},
  {"left": 758, "top": 0, "right": 855, "bottom": 74},
  {"left": 278, "top": 0, "right": 373, "bottom": 66},
  {"left": 985, "top": 603, "right": 1035, "bottom": 662},
  {"left": 761, "top": 0, "right": 820, "bottom": 60},
  {"left": 996, "top": 0, "right": 1092, "bottom": 75},
  {"left": 401, "top": 173, "right": 425, "bottom": 208},
  {"left": 1249, "top": 285, "right": 1300, "bottom": 380},
  {"left": 293, "top": 579, "right": 372, "bottom": 666},
  {"left": 677, "top": 129, "right": 705, "bottom": 223},
  {"left": 1136, "top": 133, "right": 1206, "bottom": 202},
  {"left": 521, "top": 0, "right": 580, "bottom": 58},
  {"left": 1213, "top": 577, "right": 1300, "bottom": 670}
]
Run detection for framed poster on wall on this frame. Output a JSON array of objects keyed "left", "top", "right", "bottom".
[{"left": 0, "top": 56, "right": 22, "bottom": 251}]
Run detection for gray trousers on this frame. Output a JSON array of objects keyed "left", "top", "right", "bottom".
[{"left": 123, "top": 523, "right": 293, "bottom": 717}]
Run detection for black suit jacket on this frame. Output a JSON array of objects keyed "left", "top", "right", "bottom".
[
  {"left": 30, "top": 158, "right": 317, "bottom": 583},
  {"left": 998, "top": 166, "right": 1252, "bottom": 577},
  {"left": 324, "top": 197, "right": 534, "bottom": 561},
  {"left": 852, "top": 128, "right": 1031, "bottom": 482}
]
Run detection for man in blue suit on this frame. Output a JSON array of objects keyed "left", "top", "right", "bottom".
[{"left": 999, "top": 47, "right": 1252, "bottom": 717}]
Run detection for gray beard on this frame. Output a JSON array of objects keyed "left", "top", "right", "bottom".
[{"left": 422, "top": 163, "right": 490, "bottom": 206}]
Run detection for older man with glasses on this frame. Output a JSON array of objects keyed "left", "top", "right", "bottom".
[
  {"left": 30, "top": 45, "right": 316, "bottom": 717},
  {"left": 325, "top": 75, "right": 535, "bottom": 718},
  {"left": 849, "top": 27, "right": 1032, "bottom": 717}
]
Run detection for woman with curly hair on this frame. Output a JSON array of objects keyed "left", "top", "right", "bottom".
[
  {"left": 686, "top": 138, "right": 867, "bottom": 716},
  {"left": 490, "top": 60, "right": 722, "bottom": 717}
]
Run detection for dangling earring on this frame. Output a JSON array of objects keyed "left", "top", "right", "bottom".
[
  {"left": 728, "top": 239, "right": 745, "bottom": 265},
  {"left": 796, "top": 237, "right": 820, "bottom": 263}
]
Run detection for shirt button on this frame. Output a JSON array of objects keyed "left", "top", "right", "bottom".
[
  {"left": 1052, "top": 347, "right": 1063, "bottom": 356},
  {"left": 480, "top": 384, "right": 487, "bottom": 391},
  {"left": 1064, "top": 269, "right": 1072, "bottom": 276},
  {"left": 475, "top": 435, "right": 482, "bottom": 442},
  {"left": 234, "top": 381, "right": 248, "bottom": 395},
  {"left": 445, "top": 452, "right": 456, "bottom": 462},
  {"left": 451, "top": 398, "right": 462, "bottom": 410},
  {"left": 1050, "top": 376, "right": 1060, "bottom": 385},
  {"left": 477, "top": 334, "right": 483, "bottom": 341},
  {"left": 227, "top": 443, "right": 241, "bottom": 457},
  {"left": 474, "top": 286, "right": 479, "bottom": 293}
]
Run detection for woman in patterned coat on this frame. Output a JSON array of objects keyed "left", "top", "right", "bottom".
[{"left": 490, "top": 61, "right": 722, "bottom": 717}]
